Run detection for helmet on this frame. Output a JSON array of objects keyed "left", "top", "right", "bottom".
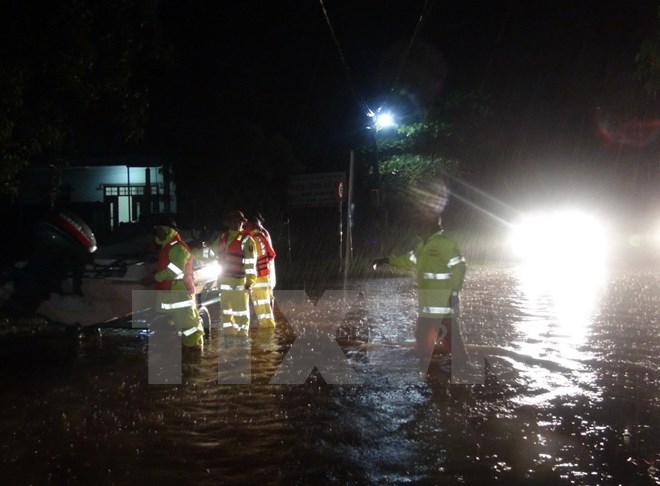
[
  {"left": 152, "top": 214, "right": 178, "bottom": 230},
  {"left": 223, "top": 210, "right": 247, "bottom": 227},
  {"left": 250, "top": 212, "right": 265, "bottom": 225},
  {"left": 248, "top": 211, "right": 265, "bottom": 230}
]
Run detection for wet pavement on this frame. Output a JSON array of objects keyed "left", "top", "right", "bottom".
[{"left": 0, "top": 263, "right": 659, "bottom": 485}]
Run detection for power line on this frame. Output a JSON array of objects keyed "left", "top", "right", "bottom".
[
  {"left": 318, "top": 0, "right": 370, "bottom": 116},
  {"left": 387, "top": 0, "right": 437, "bottom": 98},
  {"left": 318, "top": 0, "right": 435, "bottom": 120}
]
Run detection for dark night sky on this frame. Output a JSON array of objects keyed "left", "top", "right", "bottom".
[
  {"left": 149, "top": 1, "right": 660, "bottom": 202},
  {"left": 5, "top": 0, "right": 653, "bottom": 219}
]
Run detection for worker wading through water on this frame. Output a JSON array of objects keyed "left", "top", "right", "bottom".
[
  {"left": 372, "top": 214, "right": 469, "bottom": 373},
  {"left": 214, "top": 210, "right": 256, "bottom": 336},
  {"left": 244, "top": 213, "right": 277, "bottom": 328},
  {"left": 142, "top": 216, "right": 204, "bottom": 349}
]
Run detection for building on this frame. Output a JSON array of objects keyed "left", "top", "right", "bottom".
[{"left": 17, "top": 160, "right": 176, "bottom": 238}]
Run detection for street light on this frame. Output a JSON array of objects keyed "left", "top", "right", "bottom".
[
  {"left": 366, "top": 108, "right": 396, "bottom": 194},
  {"left": 367, "top": 109, "right": 396, "bottom": 132}
]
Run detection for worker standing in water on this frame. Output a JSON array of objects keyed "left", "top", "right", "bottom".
[
  {"left": 244, "top": 212, "right": 277, "bottom": 328},
  {"left": 141, "top": 216, "right": 204, "bottom": 349},
  {"left": 372, "top": 213, "right": 469, "bottom": 374},
  {"left": 214, "top": 210, "right": 256, "bottom": 336}
]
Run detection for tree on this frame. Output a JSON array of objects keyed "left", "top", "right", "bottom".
[
  {"left": 635, "top": 7, "right": 660, "bottom": 98},
  {"left": 377, "top": 121, "right": 459, "bottom": 183},
  {"left": 0, "top": 0, "right": 168, "bottom": 198},
  {"left": 351, "top": 88, "right": 491, "bottom": 229},
  {"left": 365, "top": 89, "right": 492, "bottom": 185}
]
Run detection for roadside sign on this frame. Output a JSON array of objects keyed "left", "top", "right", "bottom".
[
  {"left": 288, "top": 172, "right": 346, "bottom": 208},
  {"left": 336, "top": 179, "right": 344, "bottom": 202}
]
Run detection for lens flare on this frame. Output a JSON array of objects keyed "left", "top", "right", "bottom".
[
  {"left": 509, "top": 209, "right": 610, "bottom": 294},
  {"left": 510, "top": 209, "right": 608, "bottom": 368},
  {"left": 196, "top": 261, "right": 222, "bottom": 282}
]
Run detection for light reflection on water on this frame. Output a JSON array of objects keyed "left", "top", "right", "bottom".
[
  {"left": 0, "top": 264, "right": 658, "bottom": 484},
  {"left": 502, "top": 261, "right": 608, "bottom": 405}
]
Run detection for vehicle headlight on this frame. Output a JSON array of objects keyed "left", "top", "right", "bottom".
[
  {"left": 510, "top": 209, "right": 610, "bottom": 276},
  {"left": 195, "top": 261, "right": 222, "bottom": 282}
]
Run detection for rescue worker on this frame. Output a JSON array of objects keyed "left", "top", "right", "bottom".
[
  {"left": 372, "top": 213, "right": 469, "bottom": 372},
  {"left": 214, "top": 210, "right": 257, "bottom": 336},
  {"left": 141, "top": 216, "right": 204, "bottom": 348},
  {"left": 244, "top": 213, "right": 277, "bottom": 328},
  {"left": 254, "top": 212, "right": 277, "bottom": 291}
]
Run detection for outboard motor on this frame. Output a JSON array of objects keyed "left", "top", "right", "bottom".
[{"left": 2, "top": 210, "right": 97, "bottom": 317}]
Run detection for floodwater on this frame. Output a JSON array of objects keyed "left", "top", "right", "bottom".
[{"left": 0, "top": 264, "right": 659, "bottom": 485}]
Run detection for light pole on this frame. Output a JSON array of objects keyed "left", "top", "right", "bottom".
[
  {"left": 366, "top": 109, "right": 396, "bottom": 211},
  {"left": 340, "top": 110, "right": 396, "bottom": 283},
  {"left": 367, "top": 110, "right": 396, "bottom": 185}
]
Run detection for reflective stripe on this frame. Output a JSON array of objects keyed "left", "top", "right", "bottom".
[
  {"left": 233, "top": 310, "right": 250, "bottom": 317},
  {"left": 254, "top": 298, "right": 270, "bottom": 305},
  {"left": 422, "top": 272, "right": 451, "bottom": 280},
  {"left": 223, "top": 322, "right": 240, "bottom": 331},
  {"left": 245, "top": 268, "right": 257, "bottom": 275},
  {"left": 408, "top": 251, "right": 417, "bottom": 264},
  {"left": 161, "top": 298, "right": 195, "bottom": 310},
  {"left": 257, "top": 312, "right": 274, "bottom": 319},
  {"left": 421, "top": 306, "right": 454, "bottom": 315},
  {"left": 182, "top": 327, "right": 199, "bottom": 337},
  {"left": 243, "top": 257, "right": 256, "bottom": 265},
  {"left": 447, "top": 256, "right": 465, "bottom": 268},
  {"left": 167, "top": 262, "right": 184, "bottom": 279},
  {"left": 222, "top": 309, "right": 233, "bottom": 316},
  {"left": 253, "top": 282, "right": 270, "bottom": 288},
  {"left": 220, "top": 284, "right": 245, "bottom": 291}
]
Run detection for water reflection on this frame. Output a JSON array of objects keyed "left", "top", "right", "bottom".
[
  {"left": 502, "top": 260, "right": 609, "bottom": 405},
  {"left": 515, "top": 259, "right": 608, "bottom": 342},
  {"left": 0, "top": 266, "right": 659, "bottom": 484}
]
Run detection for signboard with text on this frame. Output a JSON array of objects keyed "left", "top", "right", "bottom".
[{"left": 288, "top": 172, "right": 346, "bottom": 208}]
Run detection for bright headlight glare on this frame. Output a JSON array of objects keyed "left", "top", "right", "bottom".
[
  {"left": 196, "top": 261, "right": 222, "bottom": 281},
  {"left": 653, "top": 221, "right": 660, "bottom": 246},
  {"left": 510, "top": 209, "right": 610, "bottom": 268}
]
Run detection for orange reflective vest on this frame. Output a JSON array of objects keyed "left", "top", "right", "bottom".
[
  {"left": 247, "top": 229, "right": 276, "bottom": 278},
  {"left": 218, "top": 231, "right": 251, "bottom": 279},
  {"left": 155, "top": 234, "right": 195, "bottom": 294}
]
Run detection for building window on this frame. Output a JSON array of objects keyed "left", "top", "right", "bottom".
[{"left": 104, "top": 184, "right": 160, "bottom": 226}]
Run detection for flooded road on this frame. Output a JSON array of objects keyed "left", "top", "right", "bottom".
[{"left": 0, "top": 263, "right": 659, "bottom": 485}]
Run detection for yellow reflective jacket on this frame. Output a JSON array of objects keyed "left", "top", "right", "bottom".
[
  {"left": 388, "top": 231, "right": 466, "bottom": 316},
  {"left": 153, "top": 228, "right": 196, "bottom": 313},
  {"left": 215, "top": 229, "right": 257, "bottom": 286}
]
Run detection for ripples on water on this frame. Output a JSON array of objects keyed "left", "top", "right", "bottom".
[{"left": 0, "top": 264, "right": 658, "bottom": 484}]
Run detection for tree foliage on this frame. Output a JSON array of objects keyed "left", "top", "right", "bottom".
[
  {"left": 369, "top": 89, "right": 491, "bottom": 184},
  {"left": 635, "top": 8, "right": 660, "bottom": 98},
  {"left": 0, "top": 0, "right": 167, "bottom": 197}
]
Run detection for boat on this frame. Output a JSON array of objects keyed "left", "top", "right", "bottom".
[{"left": 0, "top": 210, "right": 220, "bottom": 333}]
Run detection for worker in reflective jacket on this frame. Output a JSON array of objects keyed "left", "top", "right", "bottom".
[
  {"left": 244, "top": 213, "right": 277, "bottom": 328},
  {"left": 142, "top": 216, "right": 204, "bottom": 348},
  {"left": 215, "top": 210, "right": 257, "bottom": 336},
  {"left": 372, "top": 214, "right": 469, "bottom": 370}
]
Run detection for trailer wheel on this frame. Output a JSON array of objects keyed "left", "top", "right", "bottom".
[{"left": 198, "top": 305, "right": 211, "bottom": 334}]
